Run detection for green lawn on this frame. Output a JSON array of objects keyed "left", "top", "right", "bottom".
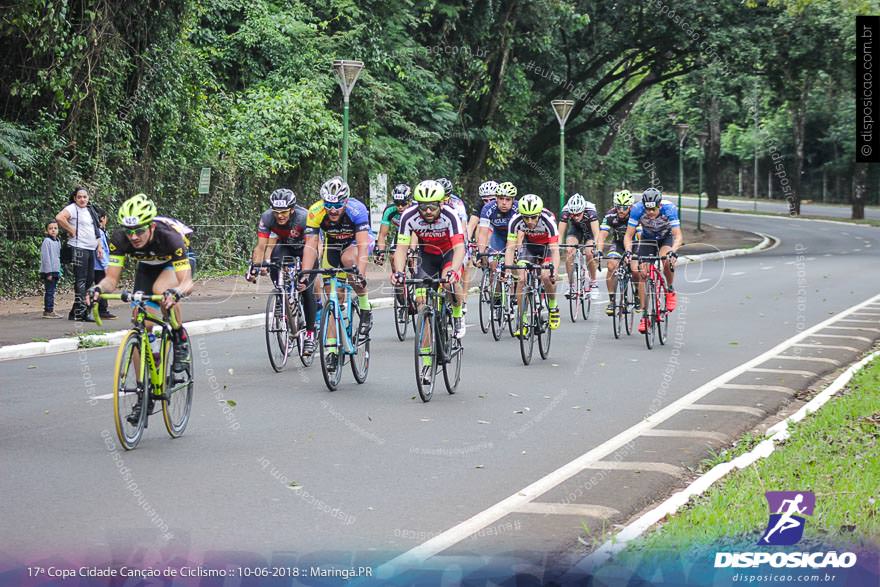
[{"left": 621, "top": 356, "right": 880, "bottom": 553}]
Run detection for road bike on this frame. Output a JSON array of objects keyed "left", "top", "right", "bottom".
[
  {"left": 610, "top": 257, "right": 637, "bottom": 339},
  {"left": 409, "top": 275, "right": 463, "bottom": 402},
  {"left": 635, "top": 250, "right": 673, "bottom": 350},
  {"left": 392, "top": 248, "right": 419, "bottom": 341},
  {"left": 475, "top": 252, "right": 512, "bottom": 339},
  {"left": 92, "top": 292, "right": 193, "bottom": 450},
  {"left": 301, "top": 267, "right": 370, "bottom": 391},
  {"left": 502, "top": 261, "right": 554, "bottom": 365},
  {"left": 560, "top": 243, "right": 592, "bottom": 322},
  {"left": 257, "top": 258, "right": 313, "bottom": 372}
]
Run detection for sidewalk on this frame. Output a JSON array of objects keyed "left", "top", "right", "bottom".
[{"left": 0, "top": 221, "right": 756, "bottom": 348}]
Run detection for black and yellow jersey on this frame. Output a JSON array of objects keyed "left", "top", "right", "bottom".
[{"left": 108, "top": 217, "right": 192, "bottom": 272}]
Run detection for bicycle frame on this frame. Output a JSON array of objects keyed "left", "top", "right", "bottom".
[{"left": 302, "top": 268, "right": 358, "bottom": 357}]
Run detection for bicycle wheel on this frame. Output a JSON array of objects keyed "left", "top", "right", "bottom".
[
  {"left": 656, "top": 278, "right": 670, "bottom": 345},
  {"left": 507, "top": 284, "right": 517, "bottom": 338},
  {"left": 113, "top": 331, "right": 147, "bottom": 450},
  {"left": 490, "top": 279, "right": 505, "bottom": 341},
  {"left": 351, "top": 307, "right": 370, "bottom": 384},
  {"left": 625, "top": 275, "right": 636, "bottom": 335},
  {"left": 162, "top": 327, "right": 193, "bottom": 438},
  {"left": 265, "top": 292, "right": 290, "bottom": 372},
  {"left": 414, "top": 305, "right": 437, "bottom": 402},
  {"left": 518, "top": 288, "right": 535, "bottom": 365},
  {"left": 643, "top": 278, "right": 656, "bottom": 350},
  {"left": 393, "top": 287, "right": 409, "bottom": 341},
  {"left": 441, "top": 308, "right": 462, "bottom": 393},
  {"left": 612, "top": 276, "right": 624, "bottom": 339},
  {"left": 581, "top": 266, "right": 591, "bottom": 320},
  {"left": 568, "top": 261, "right": 579, "bottom": 323},
  {"left": 478, "top": 270, "right": 491, "bottom": 334},
  {"left": 319, "top": 303, "right": 342, "bottom": 391},
  {"left": 292, "top": 299, "right": 314, "bottom": 367},
  {"left": 538, "top": 291, "right": 552, "bottom": 360}
]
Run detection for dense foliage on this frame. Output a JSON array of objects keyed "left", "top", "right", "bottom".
[{"left": 0, "top": 0, "right": 871, "bottom": 295}]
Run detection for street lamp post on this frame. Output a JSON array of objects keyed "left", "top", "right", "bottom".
[
  {"left": 332, "top": 59, "right": 364, "bottom": 182},
  {"left": 551, "top": 100, "right": 575, "bottom": 212},
  {"left": 695, "top": 131, "right": 709, "bottom": 231},
  {"left": 674, "top": 123, "right": 689, "bottom": 220}
]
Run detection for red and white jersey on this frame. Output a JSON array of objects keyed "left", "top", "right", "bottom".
[
  {"left": 397, "top": 204, "right": 466, "bottom": 256},
  {"left": 507, "top": 209, "right": 559, "bottom": 245}
]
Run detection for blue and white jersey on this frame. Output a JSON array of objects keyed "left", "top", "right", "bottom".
[
  {"left": 627, "top": 199, "right": 680, "bottom": 239},
  {"left": 478, "top": 200, "right": 518, "bottom": 240}
]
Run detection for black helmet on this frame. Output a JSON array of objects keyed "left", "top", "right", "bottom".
[
  {"left": 269, "top": 188, "right": 297, "bottom": 210},
  {"left": 391, "top": 183, "right": 412, "bottom": 203},
  {"left": 642, "top": 188, "right": 663, "bottom": 208}
]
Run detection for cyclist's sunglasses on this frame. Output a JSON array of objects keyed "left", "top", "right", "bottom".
[
  {"left": 324, "top": 201, "right": 346, "bottom": 210},
  {"left": 418, "top": 202, "right": 441, "bottom": 212},
  {"left": 271, "top": 207, "right": 292, "bottom": 214},
  {"left": 521, "top": 213, "right": 540, "bottom": 219},
  {"left": 616, "top": 204, "right": 631, "bottom": 210},
  {"left": 124, "top": 225, "right": 150, "bottom": 236}
]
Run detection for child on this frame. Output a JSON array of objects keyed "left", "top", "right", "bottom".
[
  {"left": 92, "top": 206, "right": 116, "bottom": 319},
  {"left": 40, "top": 221, "right": 63, "bottom": 318}
]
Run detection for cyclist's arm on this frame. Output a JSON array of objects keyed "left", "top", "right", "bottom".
[
  {"left": 95, "top": 264, "right": 123, "bottom": 293},
  {"left": 392, "top": 233, "right": 416, "bottom": 274},
  {"left": 355, "top": 230, "right": 371, "bottom": 275},
  {"left": 670, "top": 226, "right": 683, "bottom": 252},
  {"left": 467, "top": 215, "right": 480, "bottom": 241},
  {"left": 557, "top": 220, "right": 568, "bottom": 238},
  {"left": 596, "top": 223, "right": 608, "bottom": 251},
  {"left": 173, "top": 267, "right": 194, "bottom": 297},
  {"left": 251, "top": 236, "right": 272, "bottom": 264},
  {"left": 623, "top": 225, "right": 637, "bottom": 253},
  {"left": 450, "top": 239, "right": 466, "bottom": 275},
  {"left": 590, "top": 219, "right": 600, "bottom": 243},
  {"left": 476, "top": 225, "right": 491, "bottom": 254},
  {"left": 376, "top": 224, "right": 389, "bottom": 251},
  {"left": 504, "top": 230, "right": 521, "bottom": 270},
  {"left": 549, "top": 238, "right": 560, "bottom": 271},
  {"left": 301, "top": 233, "right": 320, "bottom": 270}
]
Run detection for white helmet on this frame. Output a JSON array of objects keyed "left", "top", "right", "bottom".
[
  {"left": 566, "top": 193, "right": 587, "bottom": 214},
  {"left": 479, "top": 180, "right": 499, "bottom": 199}
]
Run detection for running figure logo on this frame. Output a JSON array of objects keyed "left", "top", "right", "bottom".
[{"left": 759, "top": 491, "right": 815, "bottom": 545}]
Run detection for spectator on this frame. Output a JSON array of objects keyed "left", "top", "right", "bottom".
[
  {"left": 92, "top": 206, "right": 116, "bottom": 319},
  {"left": 55, "top": 186, "right": 102, "bottom": 321},
  {"left": 39, "top": 220, "right": 63, "bottom": 318}
]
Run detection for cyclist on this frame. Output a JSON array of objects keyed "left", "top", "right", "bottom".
[
  {"left": 246, "top": 188, "right": 316, "bottom": 356},
  {"left": 391, "top": 180, "right": 467, "bottom": 380},
  {"left": 558, "top": 193, "right": 601, "bottom": 300},
  {"left": 300, "top": 176, "right": 375, "bottom": 372},
  {"left": 503, "top": 194, "right": 561, "bottom": 332},
  {"left": 596, "top": 189, "right": 635, "bottom": 316},
  {"left": 475, "top": 181, "right": 517, "bottom": 301},
  {"left": 374, "top": 183, "right": 412, "bottom": 266},
  {"left": 468, "top": 180, "right": 499, "bottom": 242},
  {"left": 623, "top": 188, "right": 683, "bottom": 334},
  {"left": 86, "top": 194, "right": 194, "bottom": 376},
  {"left": 436, "top": 177, "right": 473, "bottom": 304}
]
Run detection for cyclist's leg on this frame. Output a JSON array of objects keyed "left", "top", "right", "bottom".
[
  {"left": 584, "top": 236, "right": 598, "bottom": 281},
  {"left": 415, "top": 251, "right": 443, "bottom": 363},
  {"left": 323, "top": 243, "right": 345, "bottom": 347},
  {"left": 341, "top": 241, "right": 371, "bottom": 321},
  {"left": 658, "top": 233, "right": 675, "bottom": 288},
  {"left": 564, "top": 233, "right": 578, "bottom": 278}
]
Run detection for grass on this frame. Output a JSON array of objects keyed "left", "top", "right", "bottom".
[{"left": 621, "top": 356, "right": 880, "bottom": 553}]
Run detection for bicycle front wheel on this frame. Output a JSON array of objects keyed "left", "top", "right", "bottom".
[
  {"left": 414, "top": 306, "right": 437, "bottom": 402},
  {"left": 612, "top": 278, "right": 624, "bottom": 339},
  {"left": 581, "top": 268, "right": 591, "bottom": 320},
  {"left": 393, "top": 287, "right": 409, "bottom": 341},
  {"left": 490, "top": 279, "right": 505, "bottom": 341},
  {"left": 657, "top": 279, "right": 670, "bottom": 345},
  {"left": 351, "top": 308, "right": 370, "bottom": 384},
  {"left": 113, "top": 331, "right": 147, "bottom": 450},
  {"left": 265, "top": 292, "right": 290, "bottom": 372},
  {"left": 644, "top": 278, "right": 656, "bottom": 350},
  {"left": 162, "top": 327, "right": 193, "bottom": 438},
  {"left": 568, "top": 261, "right": 579, "bottom": 323},
  {"left": 625, "top": 275, "right": 636, "bottom": 335},
  {"left": 478, "top": 270, "right": 491, "bottom": 334},
  {"left": 518, "top": 290, "right": 535, "bottom": 366},
  {"left": 319, "top": 304, "right": 342, "bottom": 391},
  {"left": 538, "top": 292, "right": 552, "bottom": 360},
  {"left": 442, "top": 309, "right": 462, "bottom": 393}
]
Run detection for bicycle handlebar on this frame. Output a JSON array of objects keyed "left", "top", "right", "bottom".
[
  {"left": 90, "top": 291, "right": 181, "bottom": 329},
  {"left": 299, "top": 265, "right": 362, "bottom": 277}
]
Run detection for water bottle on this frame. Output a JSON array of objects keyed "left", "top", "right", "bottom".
[{"left": 148, "top": 332, "right": 161, "bottom": 361}]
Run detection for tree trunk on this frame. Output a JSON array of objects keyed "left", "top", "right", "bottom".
[
  {"left": 853, "top": 162, "right": 867, "bottom": 220},
  {"left": 706, "top": 95, "right": 721, "bottom": 208},
  {"left": 789, "top": 82, "right": 810, "bottom": 215}
]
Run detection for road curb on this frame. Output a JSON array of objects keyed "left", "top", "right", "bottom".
[
  {"left": 682, "top": 206, "right": 880, "bottom": 228},
  {"left": 0, "top": 232, "right": 775, "bottom": 362},
  {"left": 570, "top": 348, "right": 880, "bottom": 576}
]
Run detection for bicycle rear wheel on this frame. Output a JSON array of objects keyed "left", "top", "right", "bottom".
[
  {"left": 568, "top": 261, "right": 579, "bottom": 322},
  {"left": 644, "top": 278, "right": 656, "bottom": 350},
  {"left": 393, "top": 287, "right": 409, "bottom": 341},
  {"left": 612, "top": 279, "right": 624, "bottom": 339},
  {"left": 490, "top": 278, "right": 505, "bottom": 341},
  {"left": 291, "top": 299, "right": 314, "bottom": 367},
  {"left": 538, "top": 293, "right": 551, "bottom": 360},
  {"left": 162, "top": 327, "right": 193, "bottom": 438},
  {"left": 351, "top": 308, "right": 370, "bottom": 384},
  {"left": 656, "top": 278, "right": 670, "bottom": 345},
  {"left": 478, "top": 270, "right": 491, "bottom": 334},
  {"left": 265, "top": 292, "right": 290, "bottom": 372},
  {"left": 319, "top": 304, "right": 342, "bottom": 391},
  {"left": 113, "top": 331, "right": 147, "bottom": 450},
  {"left": 414, "top": 305, "right": 437, "bottom": 402},
  {"left": 518, "top": 290, "right": 535, "bottom": 365}
]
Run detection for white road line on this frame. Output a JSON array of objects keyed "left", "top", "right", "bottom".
[
  {"left": 809, "top": 334, "right": 872, "bottom": 343},
  {"left": 683, "top": 404, "right": 765, "bottom": 417},
  {"left": 375, "top": 292, "right": 880, "bottom": 577},
  {"left": 89, "top": 394, "right": 114, "bottom": 400},
  {"left": 793, "top": 343, "right": 862, "bottom": 353},
  {"left": 689, "top": 278, "right": 712, "bottom": 283},
  {"left": 774, "top": 355, "right": 841, "bottom": 366},
  {"left": 851, "top": 312, "right": 880, "bottom": 317},
  {"left": 824, "top": 326, "right": 880, "bottom": 333},
  {"left": 584, "top": 461, "right": 684, "bottom": 476},
  {"left": 716, "top": 384, "right": 796, "bottom": 394},
  {"left": 640, "top": 429, "right": 728, "bottom": 443},
  {"left": 834, "top": 319, "right": 878, "bottom": 324},
  {"left": 760, "top": 266, "right": 774, "bottom": 270},
  {"left": 748, "top": 367, "right": 816, "bottom": 376},
  {"left": 730, "top": 271, "right": 746, "bottom": 276},
  {"left": 514, "top": 503, "right": 620, "bottom": 518}
]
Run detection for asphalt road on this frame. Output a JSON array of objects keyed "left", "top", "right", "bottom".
[
  {"left": 1, "top": 211, "right": 878, "bottom": 579},
  {"left": 679, "top": 194, "right": 880, "bottom": 220}
]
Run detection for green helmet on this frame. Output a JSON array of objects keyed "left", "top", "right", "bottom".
[
  {"left": 497, "top": 181, "right": 518, "bottom": 198},
  {"left": 414, "top": 179, "right": 446, "bottom": 203},
  {"left": 118, "top": 193, "right": 157, "bottom": 228},
  {"left": 517, "top": 194, "right": 543, "bottom": 216},
  {"left": 613, "top": 189, "right": 634, "bottom": 207}
]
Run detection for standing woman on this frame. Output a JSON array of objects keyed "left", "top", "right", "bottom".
[{"left": 55, "top": 186, "right": 102, "bottom": 320}]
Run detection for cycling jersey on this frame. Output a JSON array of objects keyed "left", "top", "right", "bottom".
[
  {"left": 257, "top": 206, "right": 308, "bottom": 243},
  {"left": 506, "top": 210, "right": 559, "bottom": 246},
  {"left": 305, "top": 198, "right": 372, "bottom": 243},
  {"left": 447, "top": 195, "right": 469, "bottom": 227},
  {"left": 380, "top": 203, "right": 405, "bottom": 229},
  {"left": 397, "top": 204, "right": 465, "bottom": 256},
  {"left": 560, "top": 201, "right": 599, "bottom": 238},
  {"left": 478, "top": 200, "right": 517, "bottom": 238},
  {"left": 599, "top": 208, "right": 632, "bottom": 243},
  {"left": 628, "top": 199, "right": 680, "bottom": 239},
  {"left": 108, "top": 217, "right": 192, "bottom": 272}
]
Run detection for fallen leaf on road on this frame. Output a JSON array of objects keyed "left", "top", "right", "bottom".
[
  {"left": 475, "top": 464, "right": 485, "bottom": 469},
  {"left": 28, "top": 365, "right": 36, "bottom": 369},
  {"left": 288, "top": 481, "right": 301, "bottom": 489},
  {"left": 508, "top": 392, "right": 519, "bottom": 397},
  {"left": 226, "top": 400, "right": 237, "bottom": 407}
]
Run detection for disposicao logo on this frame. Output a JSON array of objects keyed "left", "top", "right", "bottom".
[
  {"left": 714, "top": 490, "right": 858, "bottom": 569},
  {"left": 759, "top": 491, "right": 815, "bottom": 546}
]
